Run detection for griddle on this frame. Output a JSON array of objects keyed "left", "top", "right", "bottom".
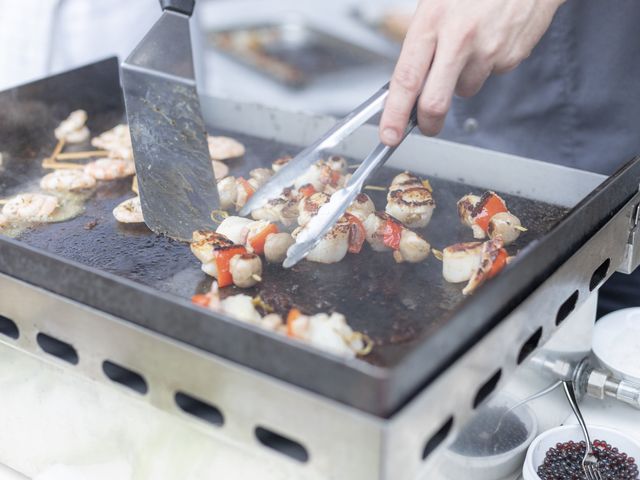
[{"left": 1, "top": 58, "right": 639, "bottom": 417}]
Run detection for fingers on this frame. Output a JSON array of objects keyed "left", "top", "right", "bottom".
[
  {"left": 455, "top": 57, "right": 492, "bottom": 97},
  {"left": 379, "top": 24, "right": 436, "bottom": 146},
  {"left": 417, "top": 38, "right": 469, "bottom": 136}
]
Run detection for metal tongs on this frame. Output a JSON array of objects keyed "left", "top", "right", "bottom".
[{"left": 239, "top": 82, "right": 418, "bottom": 268}]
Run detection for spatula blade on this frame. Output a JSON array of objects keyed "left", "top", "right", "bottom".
[{"left": 121, "top": 10, "right": 219, "bottom": 241}]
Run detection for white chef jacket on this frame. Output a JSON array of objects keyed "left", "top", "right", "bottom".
[{"left": 0, "top": 0, "right": 159, "bottom": 91}]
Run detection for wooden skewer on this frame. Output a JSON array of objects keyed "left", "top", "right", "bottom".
[
  {"left": 0, "top": 199, "right": 8, "bottom": 205},
  {"left": 42, "top": 160, "right": 84, "bottom": 170},
  {"left": 56, "top": 150, "right": 109, "bottom": 161},
  {"left": 44, "top": 138, "right": 66, "bottom": 163}
]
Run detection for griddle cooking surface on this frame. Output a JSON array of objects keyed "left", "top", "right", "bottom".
[{"left": 6, "top": 126, "right": 567, "bottom": 368}]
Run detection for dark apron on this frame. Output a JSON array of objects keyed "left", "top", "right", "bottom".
[{"left": 440, "top": 0, "right": 640, "bottom": 315}]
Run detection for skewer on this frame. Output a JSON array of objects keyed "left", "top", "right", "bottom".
[
  {"left": 0, "top": 199, "right": 8, "bottom": 205},
  {"left": 132, "top": 175, "right": 139, "bottom": 194},
  {"left": 364, "top": 185, "right": 387, "bottom": 192},
  {"left": 42, "top": 160, "right": 84, "bottom": 170},
  {"left": 56, "top": 150, "right": 109, "bottom": 160},
  {"left": 44, "top": 138, "right": 66, "bottom": 163}
]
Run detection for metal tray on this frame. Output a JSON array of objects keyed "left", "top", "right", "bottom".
[
  {"left": 1, "top": 58, "right": 638, "bottom": 416},
  {"left": 208, "top": 21, "right": 393, "bottom": 88}
]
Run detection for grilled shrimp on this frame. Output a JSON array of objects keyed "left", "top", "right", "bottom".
[
  {"left": 40, "top": 169, "right": 96, "bottom": 192},
  {"left": 54, "top": 110, "right": 89, "bottom": 143},
  {"left": 264, "top": 232, "right": 294, "bottom": 263},
  {"left": 442, "top": 242, "right": 483, "bottom": 283},
  {"left": 272, "top": 155, "right": 292, "bottom": 172},
  {"left": 293, "top": 219, "right": 350, "bottom": 264},
  {"left": 2, "top": 193, "right": 59, "bottom": 222},
  {"left": 363, "top": 212, "right": 430, "bottom": 262},
  {"left": 297, "top": 192, "right": 330, "bottom": 226},
  {"left": 113, "top": 196, "right": 144, "bottom": 223},
  {"left": 229, "top": 253, "right": 262, "bottom": 288},
  {"left": 84, "top": 158, "right": 135, "bottom": 180},
  {"left": 346, "top": 193, "right": 375, "bottom": 222},
  {"left": 207, "top": 135, "right": 245, "bottom": 160},
  {"left": 91, "top": 124, "right": 133, "bottom": 160},
  {"left": 462, "top": 237, "right": 509, "bottom": 295},
  {"left": 386, "top": 172, "right": 435, "bottom": 228}
]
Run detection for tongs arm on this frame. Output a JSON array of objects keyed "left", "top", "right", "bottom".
[
  {"left": 239, "top": 83, "right": 392, "bottom": 216},
  {"left": 160, "top": 0, "right": 195, "bottom": 16}
]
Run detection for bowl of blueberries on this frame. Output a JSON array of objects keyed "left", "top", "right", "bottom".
[{"left": 523, "top": 425, "right": 640, "bottom": 479}]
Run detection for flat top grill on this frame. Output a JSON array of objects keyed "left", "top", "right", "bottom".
[{"left": 1, "top": 58, "right": 638, "bottom": 417}]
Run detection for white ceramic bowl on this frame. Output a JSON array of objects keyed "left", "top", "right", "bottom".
[
  {"left": 523, "top": 424, "right": 640, "bottom": 479},
  {"left": 443, "top": 402, "right": 538, "bottom": 480},
  {"left": 593, "top": 307, "right": 640, "bottom": 383}
]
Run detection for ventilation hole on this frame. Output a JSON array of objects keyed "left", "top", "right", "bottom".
[
  {"left": 421, "top": 416, "right": 454, "bottom": 460},
  {"left": 255, "top": 426, "right": 309, "bottom": 463},
  {"left": 556, "top": 290, "right": 579, "bottom": 326},
  {"left": 102, "top": 360, "right": 147, "bottom": 394},
  {"left": 473, "top": 369, "right": 502, "bottom": 409},
  {"left": 0, "top": 315, "right": 19, "bottom": 339},
  {"left": 517, "top": 327, "right": 543, "bottom": 365},
  {"left": 36, "top": 332, "right": 78, "bottom": 364},
  {"left": 590, "top": 258, "right": 610, "bottom": 291},
  {"left": 175, "top": 392, "right": 224, "bottom": 426}
]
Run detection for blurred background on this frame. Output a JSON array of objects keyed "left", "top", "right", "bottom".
[{"left": 0, "top": 0, "right": 416, "bottom": 116}]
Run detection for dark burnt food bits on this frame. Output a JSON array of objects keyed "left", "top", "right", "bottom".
[{"left": 537, "top": 439, "right": 639, "bottom": 480}]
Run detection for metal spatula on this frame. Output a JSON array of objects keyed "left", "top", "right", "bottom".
[{"left": 121, "top": 0, "right": 219, "bottom": 241}]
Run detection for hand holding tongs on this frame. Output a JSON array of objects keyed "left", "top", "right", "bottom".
[{"left": 239, "top": 82, "right": 418, "bottom": 268}]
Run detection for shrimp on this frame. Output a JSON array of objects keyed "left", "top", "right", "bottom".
[
  {"left": 2, "top": 193, "right": 59, "bottom": 222},
  {"left": 212, "top": 160, "right": 229, "bottom": 181},
  {"left": 207, "top": 135, "right": 245, "bottom": 161},
  {"left": 91, "top": 124, "right": 133, "bottom": 160},
  {"left": 54, "top": 110, "right": 89, "bottom": 144},
  {"left": 84, "top": 158, "right": 135, "bottom": 180},
  {"left": 113, "top": 197, "right": 144, "bottom": 223},
  {"left": 40, "top": 169, "right": 96, "bottom": 192}
]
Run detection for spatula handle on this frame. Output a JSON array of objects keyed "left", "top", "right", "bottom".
[{"left": 160, "top": 0, "right": 195, "bottom": 16}]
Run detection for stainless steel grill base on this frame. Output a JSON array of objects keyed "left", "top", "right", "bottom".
[{"left": 1, "top": 186, "right": 638, "bottom": 480}]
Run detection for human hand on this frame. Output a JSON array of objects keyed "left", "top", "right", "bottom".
[{"left": 379, "top": 0, "right": 565, "bottom": 144}]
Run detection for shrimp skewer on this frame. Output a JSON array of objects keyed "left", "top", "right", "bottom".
[
  {"left": 40, "top": 170, "right": 96, "bottom": 192},
  {"left": 55, "top": 110, "right": 90, "bottom": 144},
  {"left": 84, "top": 158, "right": 135, "bottom": 180}
]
